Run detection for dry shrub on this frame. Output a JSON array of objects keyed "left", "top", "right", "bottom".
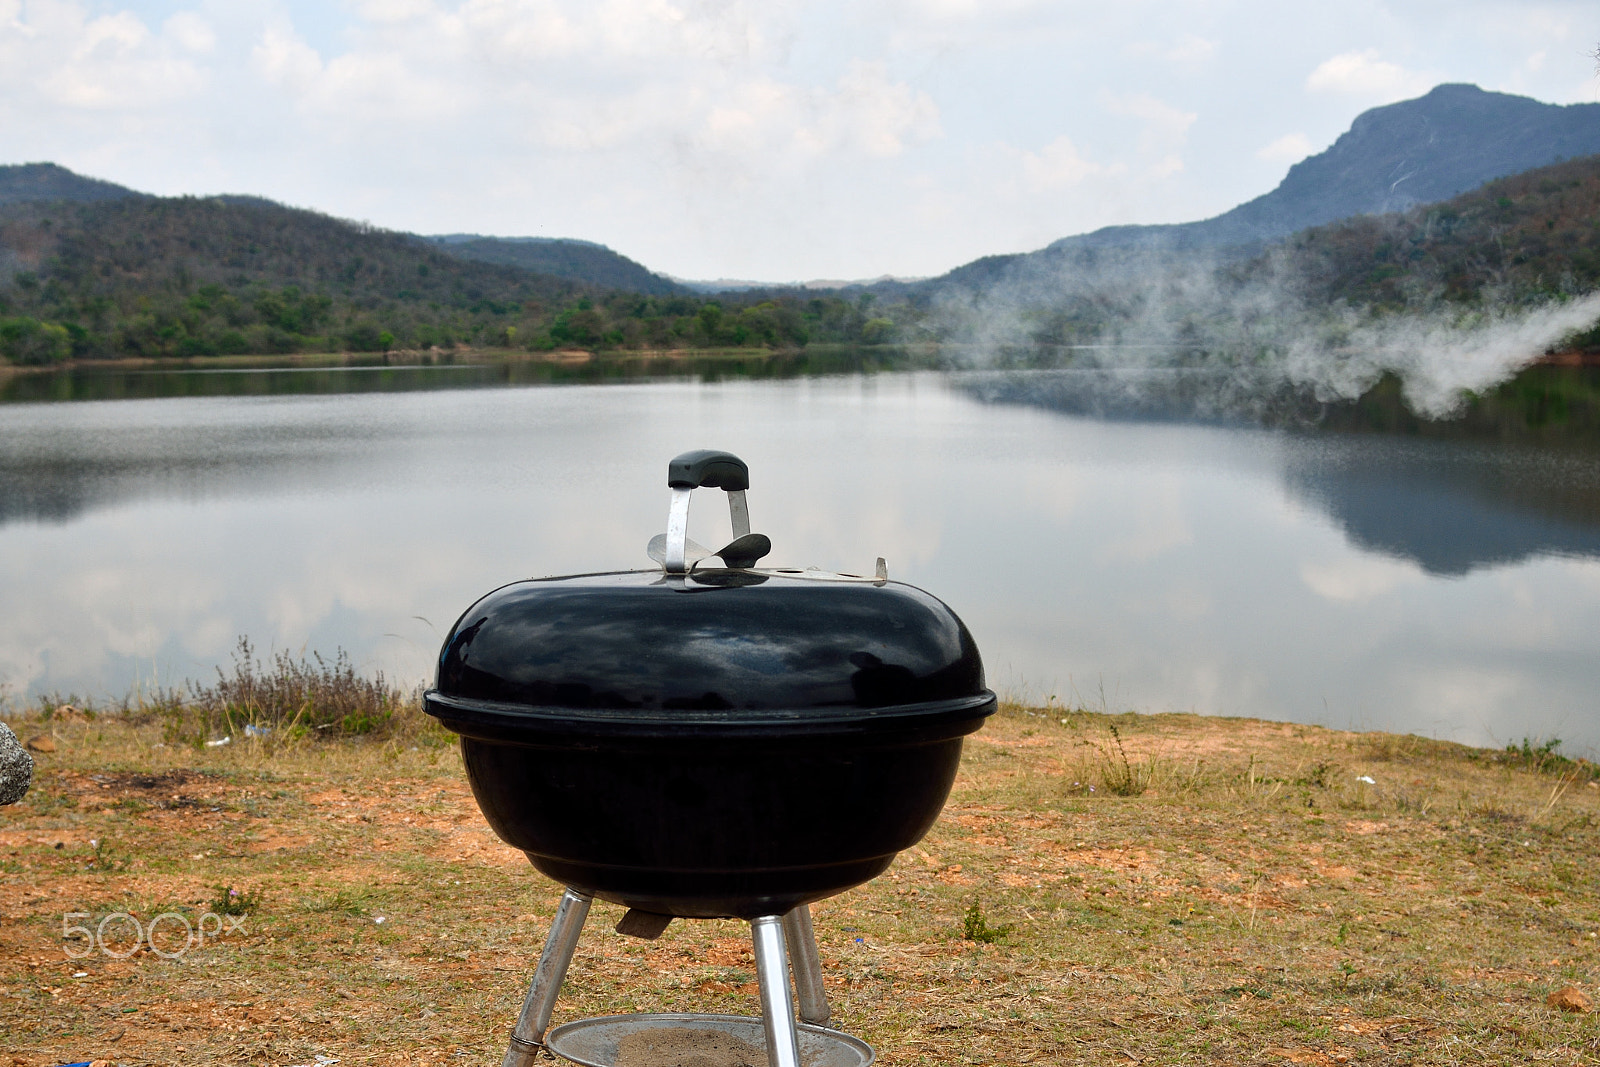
[
  {"left": 1497, "top": 737, "right": 1599, "bottom": 782},
  {"left": 1098, "top": 723, "right": 1151, "bottom": 796},
  {"left": 1359, "top": 731, "right": 1474, "bottom": 764},
  {"left": 1057, "top": 722, "right": 1209, "bottom": 799},
  {"left": 161, "top": 637, "right": 415, "bottom": 744}
]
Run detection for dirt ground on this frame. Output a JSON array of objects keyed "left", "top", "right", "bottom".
[{"left": 1, "top": 707, "right": 1597, "bottom": 1066}]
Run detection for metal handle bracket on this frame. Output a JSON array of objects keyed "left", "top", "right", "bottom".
[{"left": 660, "top": 450, "right": 763, "bottom": 573}]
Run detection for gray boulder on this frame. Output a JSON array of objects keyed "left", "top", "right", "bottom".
[{"left": 0, "top": 722, "right": 33, "bottom": 805}]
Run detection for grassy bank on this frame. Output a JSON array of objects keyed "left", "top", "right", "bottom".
[{"left": 1, "top": 702, "right": 1597, "bottom": 1066}]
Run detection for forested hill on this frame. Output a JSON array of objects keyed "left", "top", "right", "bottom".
[
  {"left": 0, "top": 194, "right": 882, "bottom": 364},
  {"left": 914, "top": 154, "right": 1600, "bottom": 354},
  {"left": 0, "top": 195, "right": 590, "bottom": 361},
  {"left": 0, "top": 163, "right": 681, "bottom": 296},
  {"left": 1271, "top": 153, "right": 1600, "bottom": 313},
  {"left": 7, "top": 151, "right": 1597, "bottom": 367},
  {"left": 0, "top": 163, "right": 142, "bottom": 207},
  {"left": 427, "top": 235, "right": 682, "bottom": 295}
]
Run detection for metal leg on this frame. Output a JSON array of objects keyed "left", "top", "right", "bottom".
[
  {"left": 751, "top": 915, "right": 803, "bottom": 1067},
  {"left": 502, "top": 888, "right": 592, "bottom": 1067},
  {"left": 782, "top": 905, "right": 830, "bottom": 1026}
]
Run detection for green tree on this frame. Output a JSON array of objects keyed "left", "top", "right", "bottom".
[
  {"left": 550, "top": 303, "right": 605, "bottom": 347},
  {"left": 0, "top": 317, "right": 71, "bottom": 364},
  {"left": 344, "top": 322, "right": 386, "bottom": 352},
  {"left": 861, "top": 317, "right": 896, "bottom": 344}
]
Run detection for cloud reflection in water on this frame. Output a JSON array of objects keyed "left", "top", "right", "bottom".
[{"left": 1, "top": 372, "right": 1597, "bottom": 752}]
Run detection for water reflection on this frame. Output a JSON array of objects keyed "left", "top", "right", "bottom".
[
  {"left": 0, "top": 348, "right": 931, "bottom": 405},
  {"left": 1281, "top": 439, "right": 1600, "bottom": 575},
  {"left": 966, "top": 365, "right": 1600, "bottom": 576},
  {"left": 0, "top": 395, "right": 420, "bottom": 526},
  {"left": 1, "top": 367, "right": 1597, "bottom": 753}
]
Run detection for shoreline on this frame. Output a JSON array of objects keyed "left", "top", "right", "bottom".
[
  {"left": 0, "top": 344, "right": 812, "bottom": 379},
  {"left": 1, "top": 339, "right": 1594, "bottom": 379}
]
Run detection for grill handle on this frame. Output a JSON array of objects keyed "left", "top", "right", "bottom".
[
  {"left": 668, "top": 449, "right": 750, "bottom": 491},
  {"left": 663, "top": 450, "right": 754, "bottom": 573}
]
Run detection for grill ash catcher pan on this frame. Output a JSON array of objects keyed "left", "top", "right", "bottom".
[{"left": 423, "top": 450, "right": 996, "bottom": 1067}]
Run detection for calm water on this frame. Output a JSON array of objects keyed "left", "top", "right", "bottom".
[{"left": 3, "top": 365, "right": 1598, "bottom": 753}]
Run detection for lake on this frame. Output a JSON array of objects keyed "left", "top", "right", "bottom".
[{"left": 3, "top": 360, "right": 1598, "bottom": 754}]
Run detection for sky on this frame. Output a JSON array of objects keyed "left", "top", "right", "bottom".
[{"left": 1, "top": 1, "right": 1596, "bottom": 281}]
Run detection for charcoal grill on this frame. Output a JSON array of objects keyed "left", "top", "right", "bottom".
[{"left": 424, "top": 450, "right": 995, "bottom": 1067}]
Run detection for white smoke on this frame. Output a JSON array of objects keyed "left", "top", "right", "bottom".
[
  {"left": 927, "top": 244, "right": 1600, "bottom": 422},
  {"left": 1280, "top": 294, "right": 1600, "bottom": 417}
]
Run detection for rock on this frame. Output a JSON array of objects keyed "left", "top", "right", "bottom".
[
  {"left": 1548, "top": 985, "right": 1592, "bottom": 1013},
  {"left": 25, "top": 734, "right": 56, "bottom": 754},
  {"left": 0, "top": 723, "right": 33, "bottom": 805},
  {"left": 52, "top": 704, "right": 87, "bottom": 723}
]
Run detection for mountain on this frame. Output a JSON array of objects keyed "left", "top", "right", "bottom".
[
  {"left": 1069, "top": 84, "right": 1600, "bottom": 251},
  {"left": 427, "top": 234, "right": 683, "bottom": 296},
  {"left": 0, "top": 162, "right": 143, "bottom": 206},
  {"left": 909, "top": 152, "right": 1600, "bottom": 368},
  {"left": 0, "top": 195, "right": 588, "bottom": 361},
  {"left": 933, "top": 85, "right": 1600, "bottom": 290},
  {"left": 0, "top": 194, "right": 869, "bottom": 364},
  {"left": 1275, "top": 153, "right": 1600, "bottom": 315},
  {"left": 0, "top": 164, "right": 686, "bottom": 296}
]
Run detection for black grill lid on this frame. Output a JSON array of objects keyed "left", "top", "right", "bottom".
[
  {"left": 432, "top": 569, "right": 986, "bottom": 717},
  {"left": 424, "top": 450, "right": 993, "bottom": 737}
]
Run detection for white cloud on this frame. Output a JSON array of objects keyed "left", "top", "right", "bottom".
[
  {"left": 1301, "top": 556, "right": 1422, "bottom": 602},
  {"left": 896, "top": 0, "right": 1051, "bottom": 19},
  {"left": 1095, "top": 483, "right": 1193, "bottom": 564},
  {"left": 1107, "top": 92, "right": 1197, "bottom": 139},
  {"left": 164, "top": 11, "right": 215, "bottom": 54},
  {"left": 803, "top": 59, "right": 942, "bottom": 158},
  {"left": 1256, "top": 132, "right": 1314, "bottom": 163},
  {"left": 631, "top": 58, "right": 941, "bottom": 166},
  {"left": 1306, "top": 48, "right": 1431, "bottom": 99},
  {"left": 1148, "top": 153, "right": 1185, "bottom": 178},
  {"left": 322, "top": 53, "right": 462, "bottom": 121},
  {"left": 1020, "top": 134, "right": 1109, "bottom": 190},
  {"left": 241, "top": 6, "right": 934, "bottom": 160},
  {"left": 0, "top": 2, "right": 208, "bottom": 110},
  {"left": 1126, "top": 33, "right": 1217, "bottom": 68},
  {"left": 1167, "top": 34, "right": 1217, "bottom": 65},
  {"left": 356, "top": 0, "right": 436, "bottom": 24},
  {"left": 1104, "top": 92, "right": 1197, "bottom": 155},
  {"left": 251, "top": 25, "right": 323, "bottom": 90}
]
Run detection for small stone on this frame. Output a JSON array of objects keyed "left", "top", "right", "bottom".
[
  {"left": 0, "top": 723, "right": 33, "bottom": 805},
  {"left": 25, "top": 734, "right": 56, "bottom": 754},
  {"left": 1547, "top": 985, "right": 1592, "bottom": 1013}
]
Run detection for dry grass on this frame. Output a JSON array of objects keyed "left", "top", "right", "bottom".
[
  {"left": 2, "top": 701, "right": 1598, "bottom": 1066},
  {"left": 166, "top": 638, "right": 413, "bottom": 742},
  {"left": 25, "top": 639, "right": 415, "bottom": 746}
]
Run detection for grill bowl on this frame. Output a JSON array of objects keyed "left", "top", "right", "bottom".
[{"left": 423, "top": 568, "right": 994, "bottom": 918}]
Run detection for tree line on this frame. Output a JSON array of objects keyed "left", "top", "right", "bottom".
[
  {"left": 5, "top": 153, "right": 1599, "bottom": 367},
  {"left": 0, "top": 196, "right": 909, "bottom": 365}
]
